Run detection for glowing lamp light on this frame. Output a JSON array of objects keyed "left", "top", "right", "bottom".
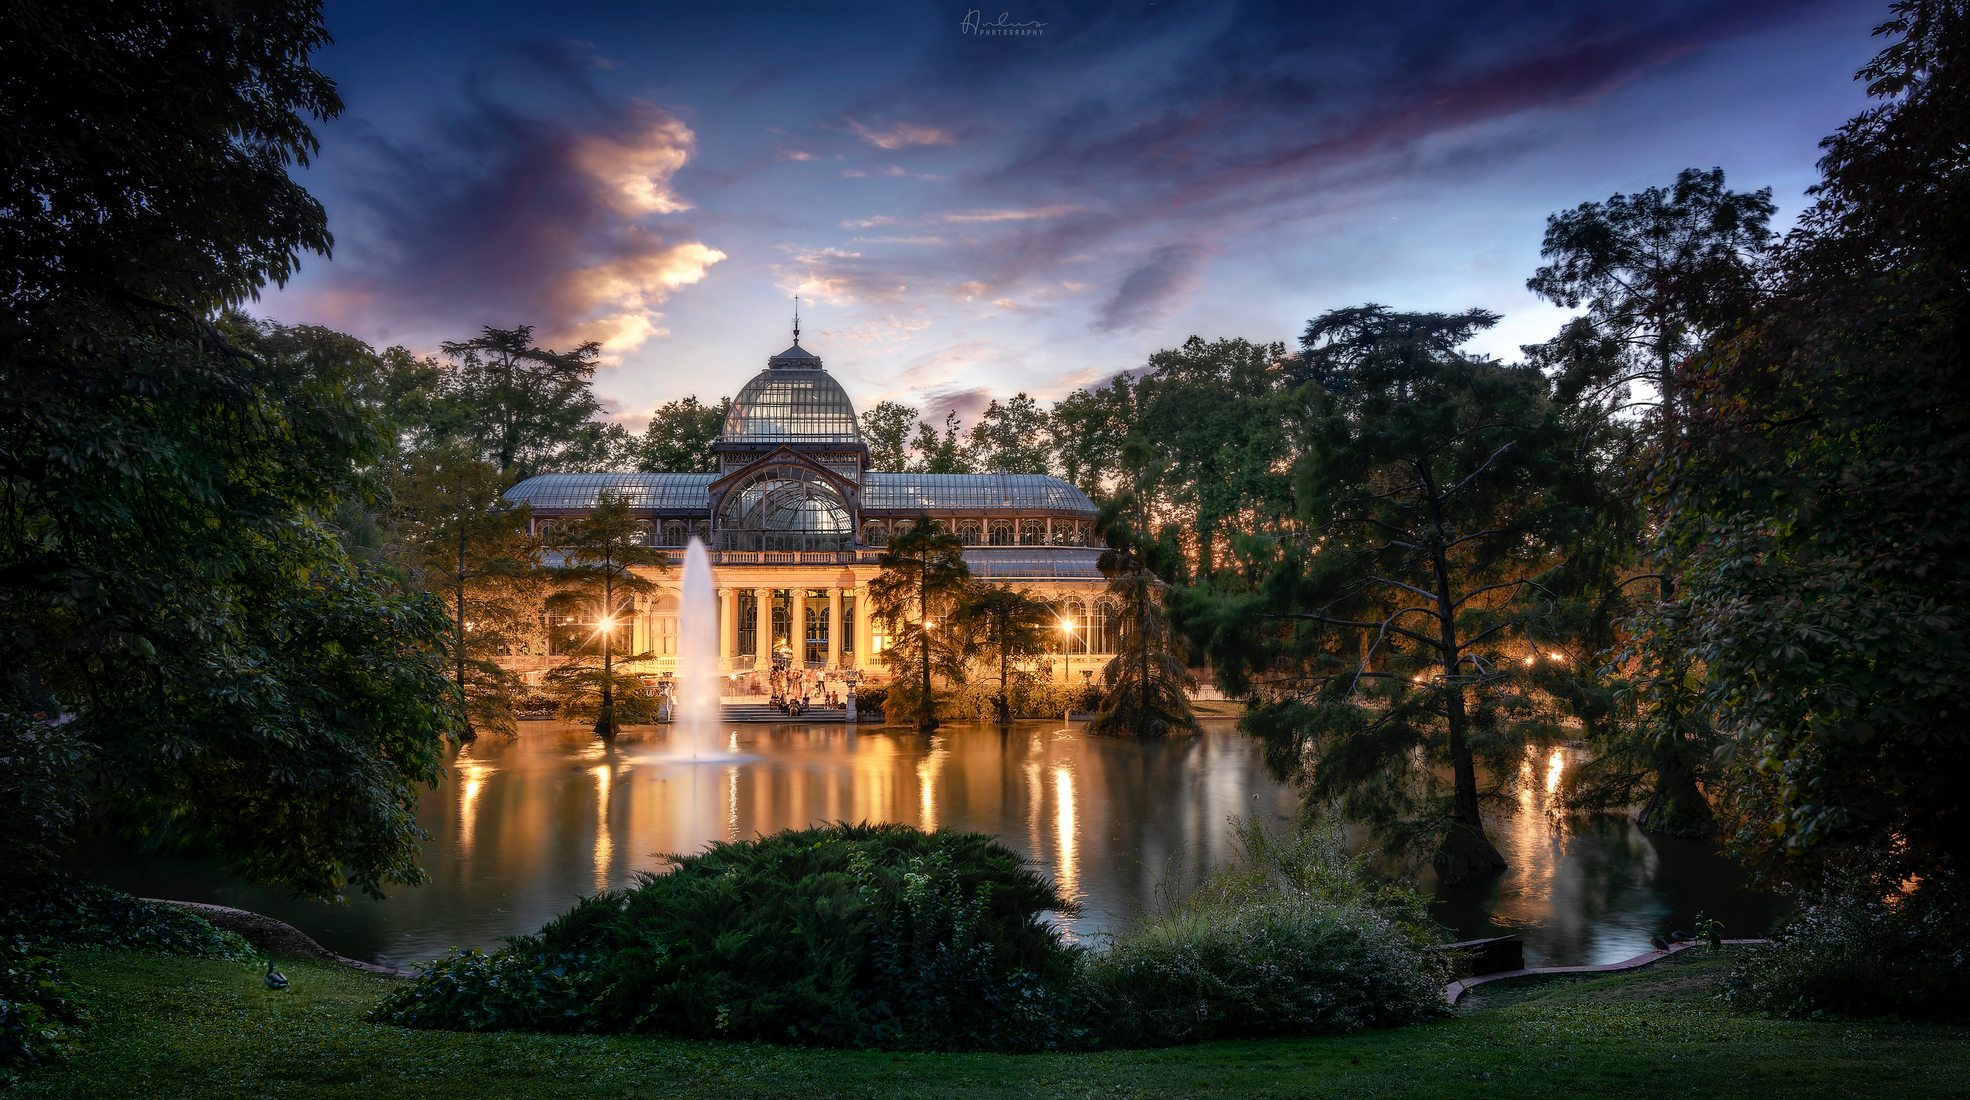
[
  {"left": 597, "top": 614, "right": 617, "bottom": 631},
  {"left": 1059, "top": 618, "right": 1075, "bottom": 634},
  {"left": 1522, "top": 655, "right": 1537, "bottom": 666}
]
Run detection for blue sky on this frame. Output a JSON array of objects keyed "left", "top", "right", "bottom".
[{"left": 260, "top": 0, "right": 1885, "bottom": 432}]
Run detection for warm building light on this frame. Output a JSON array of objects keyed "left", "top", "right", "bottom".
[
  {"left": 1547, "top": 651, "right": 1566, "bottom": 663},
  {"left": 1522, "top": 655, "right": 1537, "bottom": 666}
]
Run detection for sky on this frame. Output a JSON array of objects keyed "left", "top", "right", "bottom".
[{"left": 260, "top": 0, "right": 1887, "bottom": 433}]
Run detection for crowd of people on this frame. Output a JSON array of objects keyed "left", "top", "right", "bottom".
[{"left": 767, "top": 665, "right": 845, "bottom": 716}]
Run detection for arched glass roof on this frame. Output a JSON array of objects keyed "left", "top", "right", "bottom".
[
  {"left": 503, "top": 472, "right": 714, "bottom": 511},
  {"left": 861, "top": 473, "right": 1096, "bottom": 515},
  {"left": 716, "top": 463, "right": 853, "bottom": 552},
  {"left": 720, "top": 361, "right": 863, "bottom": 447}
]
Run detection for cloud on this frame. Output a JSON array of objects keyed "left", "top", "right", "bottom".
[
  {"left": 847, "top": 119, "right": 958, "bottom": 149},
  {"left": 938, "top": 204, "right": 1078, "bottom": 224},
  {"left": 281, "top": 87, "right": 722, "bottom": 360},
  {"left": 570, "top": 106, "right": 696, "bottom": 215},
  {"left": 1094, "top": 244, "right": 1204, "bottom": 332}
]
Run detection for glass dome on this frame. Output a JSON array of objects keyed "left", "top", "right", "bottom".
[
  {"left": 719, "top": 345, "right": 863, "bottom": 447},
  {"left": 716, "top": 463, "right": 854, "bottom": 552}
]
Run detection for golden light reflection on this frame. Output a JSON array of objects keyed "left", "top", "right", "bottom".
[
  {"left": 1545, "top": 747, "right": 1566, "bottom": 798},
  {"left": 1053, "top": 763, "right": 1079, "bottom": 902},
  {"left": 917, "top": 737, "right": 948, "bottom": 832},
  {"left": 457, "top": 756, "right": 490, "bottom": 855},
  {"left": 591, "top": 763, "right": 613, "bottom": 892},
  {"left": 726, "top": 763, "right": 741, "bottom": 841}
]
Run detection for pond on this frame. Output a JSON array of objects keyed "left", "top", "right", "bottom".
[{"left": 86, "top": 720, "right": 1781, "bottom": 969}]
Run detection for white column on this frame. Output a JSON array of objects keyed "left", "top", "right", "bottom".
[
  {"left": 753, "top": 586, "right": 771, "bottom": 671},
  {"left": 853, "top": 585, "right": 872, "bottom": 671},
  {"left": 790, "top": 587, "right": 807, "bottom": 669},
  {"left": 826, "top": 587, "right": 843, "bottom": 668},
  {"left": 718, "top": 588, "right": 735, "bottom": 663}
]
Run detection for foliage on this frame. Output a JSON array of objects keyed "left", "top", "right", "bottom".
[
  {"left": 1119, "top": 337, "right": 1302, "bottom": 579},
  {"left": 1090, "top": 506, "right": 1199, "bottom": 738},
  {"left": 630, "top": 396, "right": 729, "bottom": 474},
  {"left": 1048, "top": 375, "right": 1137, "bottom": 500},
  {"left": 1080, "top": 821, "right": 1447, "bottom": 1047},
  {"left": 0, "top": 937, "right": 82, "bottom": 1079},
  {"left": 857, "top": 399, "right": 918, "bottom": 472},
  {"left": 869, "top": 519, "right": 972, "bottom": 730},
  {"left": 0, "top": 880, "right": 252, "bottom": 962},
  {"left": 1527, "top": 168, "right": 1776, "bottom": 837},
  {"left": 370, "top": 946, "right": 595, "bottom": 1033},
  {"left": 968, "top": 394, "right": 1053, "bottom": 474},
  {"left": 911, "top": 410, "right": 975, "bottom": 473},
  {"left": 1662, "top": 0, "right": 1970, "bottom": 885},
  {"left": 0, "top": 708, "right": 90, "bottom": 878},
  {"left": 952, "top": 585, "right": 1052, "bottom": 724},
  {"left": 1724, "top": 874, "right": 1970, "bottom": 1021},
  {"left": 543, "top": 665, "right": 657, "bottom": 726},
  {"left": 0, "top": 3, "right": 459, "bottom": 901},
  {"left": 943, "top": 679, "right": 1086, "bottom": 721},
  {"left": 374, "top": 823, "right": 1082, "bottom": 1051},
  {"left": 544, "top": 489, "right": 666, "bottom": 737},
  {"left": 436, "top": 326, "right": 608, "bottom": 484},
  {"left": 1176, "top": 307, "right": 1618, "bottom": 884},
  {"left": 387, "top": 444, "right": 538, "bottom": 739}
]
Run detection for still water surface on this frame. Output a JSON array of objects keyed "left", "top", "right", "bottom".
[{"left": 90, "top": 720, "right": 1780, "bottom": 969}]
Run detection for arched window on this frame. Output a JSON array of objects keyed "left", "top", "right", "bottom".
[
  {"left": 1049, "top": 598, "right": 1089, "bottom": 655},
  {"left": 1019, "top": 520, "right": 1045, "bottom": 546},
  {"left": 1093, "top": 598, "right": 1122, "bottom": 655},
  {"left": 1051, "top": 521, "right": 1077, "bottom": 546},
  {"left": 691, "top": 519, "right": 712, "bottom": 541},
  {"left": 988, "top": 520, "right": 1014, "bottom": 546},
  {"left": 660, "top": 520, "right": 688, "bottom": 547},
  {"left": 716, "top": 464, "right": 853, "bottom": 552},
  {"left": 862, "top": 520, "right": 888, "bottom": 547},
  {"left": 650, "top": 592, "right": 679, "bottom": 658},
  {"left": 958, "top": 520, "right": 982, "bottom": 545}
]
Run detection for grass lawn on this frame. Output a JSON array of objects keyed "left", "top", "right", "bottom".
[{"left": 15, "top": 948, "right": 1968, "bottom": 1098}]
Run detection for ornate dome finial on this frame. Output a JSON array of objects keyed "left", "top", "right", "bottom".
[{"left": 792, "top": 295, "right": 801, "bottom": 345}]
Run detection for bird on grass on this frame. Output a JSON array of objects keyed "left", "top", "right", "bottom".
[{"left": 264, "top": 959, "right": 289, "bottom": 990}]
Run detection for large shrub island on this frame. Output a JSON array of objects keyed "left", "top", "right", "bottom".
[
  {"left": 373, "top": 821, "right": 1447, "bottom": 1051},
  {"left": 373, "top": 823, "right": 1083, "bottom": 1050}
]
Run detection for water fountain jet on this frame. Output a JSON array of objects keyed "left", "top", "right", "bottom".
[{"left": 674, "top": 537, "right": 721, "bottom": 756}]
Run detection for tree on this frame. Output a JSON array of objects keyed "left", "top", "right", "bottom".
[
  {"left": 1177, "top": 307, "right": 1614, "bottom": 884},
  {"left": 438, "top": 325, "right": 607, "bottom": 484},
  {"left": 868, "top": 519, "right": 971, "bottom": 731},
  {"left": 1049, "top": 375, "right": 1137, "bottom": 500},
  {"left": 1, "top": 1, "right": 462, "bottom": 900},
  {"left": 953, "top": 584, "right": 1051, "bottom": 726},
  {"left": 388, "top": 444, "right": 539, "bottom": 740},
  {"left": 1125, "top": 338, "right": 1300, "bottom": 580},
  {"left": 911, "top": 410, "right": 975, "bottom": 473},
  {"left": 1527, "top": 168, "right": 1775, "bottom": 837},
  {"left": 1663, "top": 0, "right": 1970, "bottom": 887},
  {"left": 632, "top": 396, "right": 729, "bottom": 473},
  {"left": 1090, "top": 502, "right": 1200, "bottom": 738},
  {"left": 859, "top": 400, "right": 918, "bottom": 471},
  {"left": 967, "top": 393, "right": 1054, "bottom": 474},
  {"left": 545, "top": 490, "right": 666, "bottom": 739}
]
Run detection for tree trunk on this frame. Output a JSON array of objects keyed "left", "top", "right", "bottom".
[
  {"left": 455, "top": 511, "right": 475, "bottom": 743},
  {"left": 1425, "top": 471, "right": 1504, "bottom": 885},
  {"left": 917, "top": 552, "right": 936, "bottom": 732},
  {"left": 596, "top": 561, "right": 616, "bottom": 741}
]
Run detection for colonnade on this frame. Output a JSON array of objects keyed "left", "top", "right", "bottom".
[{"left": 714, "top": 582, "right": 876, "bottom": 671}]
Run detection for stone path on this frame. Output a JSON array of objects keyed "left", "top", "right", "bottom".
[{"left": 1444, "top": 938, "right": 1770, "bottom": 1005}]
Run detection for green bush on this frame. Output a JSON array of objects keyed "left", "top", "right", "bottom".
[
  {"left": 0, "top": 936, "right": 83, "bottom": 1080},
  {"left": 0, "top": 878, "right": 254, "bottom": 961},
  {"left": 1724, "top": 873, "right": 1970, "bottom": 1020},
  {"left": 374, "top": 823, "right": 1083, "bottom": 1050},
  {"left": 1078, "top": 821, "right": 1449, "bottom": 1046},
  {"left": 0, "top": 705, "right": 90, "bottom": 877}
]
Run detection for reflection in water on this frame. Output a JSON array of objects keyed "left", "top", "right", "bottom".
[
  {"left": 83, "top": 723, "right": 1779, "bottom": 970},
  {"left": 1054, "top": 763, "right": 1079, "bottom": 904}
]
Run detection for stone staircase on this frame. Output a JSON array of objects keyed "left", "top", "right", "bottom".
[{"left": 718, "top": 702, "right": 852, "bottom": 724}]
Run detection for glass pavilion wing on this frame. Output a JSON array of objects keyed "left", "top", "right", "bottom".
[
  {"left": 720, "top": 371, "right": 864, "bottom": 445},
  {"left": 860, "top": 473, "right": 1097, "bottom": 515},
  {"left": 503, "top": 472, "right": 714, "bottom": 511}
]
